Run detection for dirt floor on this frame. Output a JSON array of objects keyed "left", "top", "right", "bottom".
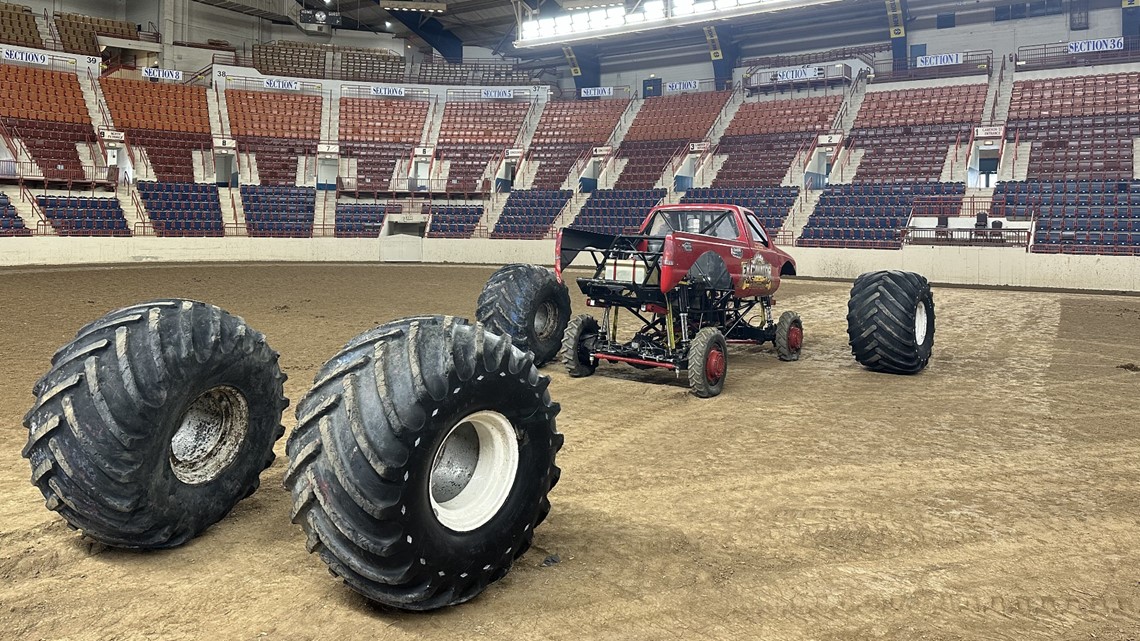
[{"left": 1, "top": 263, "right": 1139, "bottom": 641}]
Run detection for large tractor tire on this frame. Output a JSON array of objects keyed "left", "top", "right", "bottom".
[
  {"left": 847, "top": 270, "right": 935, "bottom": 374},
  {"left": 687, "top": 327, "right": 728, "bottom": 398},
  {"left": 476, "top": 264, "right": 571, "bottom": 366},
  {"left": 773, "top": 311, "right": 803, "bottom": 362},
  {"left": 561, "top": 313, "right": 599, "bottom": 378},
  {"left": 285, "top": 315, "right": 563, "bottom": 611},
  {"left": 21, "top": 300, "right": 287, "bottom": 548}
]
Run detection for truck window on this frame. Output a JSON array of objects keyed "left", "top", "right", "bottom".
[
  {"left": 713, "top": 214, "right": 739, "bottom": 240},
  {"left": 746, "top": 214, "right": 770, "bottom": 247}
]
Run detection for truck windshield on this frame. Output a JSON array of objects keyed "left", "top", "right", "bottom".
[{"left": 647, "top": 209, "right": 739, "bottom": 240}]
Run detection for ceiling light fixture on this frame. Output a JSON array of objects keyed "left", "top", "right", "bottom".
[{"left": 382, "top": 1, "right": 447, "bottom": 13}]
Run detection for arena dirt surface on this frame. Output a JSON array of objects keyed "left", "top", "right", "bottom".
[{"left": 1, "top": 263, "right": 1138, "bottom": 641}]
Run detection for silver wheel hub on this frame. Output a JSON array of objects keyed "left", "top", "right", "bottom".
[
  {"left": 429, "top": 410, "right": 520, "bottom": 532},
  {"left": 170, "top": 386, "right": 250, "bottom": 485},
  {"left": 914, "top": 302, "right": 928, "bottom": 346}
]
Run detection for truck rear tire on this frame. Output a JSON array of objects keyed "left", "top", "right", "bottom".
[
  {"left": 774, "top": 311, "right": 803, "bottom": 361},
  {"left": 687, "top": 327, "right": 727, "bottom": 398},
  {"left": 561, "top": 314, "right": 599, "bottom": 377},
  {"left": 21, "top": 300, "right": 287, "bottom": 549},
  {"left": 476, "top": 264, "right": 571, "bottom": 366},
  {"left": 285, "top": 315, "right": 563, "bottom": 611},
  {"left": 847, "top": 270, "right": 935, "bottom": 374}
]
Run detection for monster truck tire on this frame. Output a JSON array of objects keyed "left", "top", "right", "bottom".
[
  {"left": 774, "top": 311, "right": 804, "bottom": 362},
  {"left": 561, "top": 314, "right": 599, "bottom": 377},
  {"left": 285, "top": 315, "right": 563, "bottom": 611},
  {"left": 687, "top": 327, "right": 728, "bottom": 398},
  {"left": 21, "top": 300, "right": 288, "bottom": 549},
  {"left": 476, "top": 264, "right": 571, "bottom": 366},
  {"left": 847, "top": 270, "right": 935, "bottom": 374}
]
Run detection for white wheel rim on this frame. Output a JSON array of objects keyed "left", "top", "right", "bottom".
[
  {"left": 429, "top": 410, "right": 520, "bottom": 532},
  {"left": 914, "top": 301, "right": 928, "bottom": 346},
  {"left": 170, "top": 386, "right": 250, "bottom": 485}
]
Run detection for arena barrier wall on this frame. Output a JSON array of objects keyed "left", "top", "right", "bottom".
[{"left": 0, "top": 238, "right": 1137, "bottom": 292}]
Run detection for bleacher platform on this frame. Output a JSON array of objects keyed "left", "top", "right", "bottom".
[
  {"left": 615, "top": 91, "right": 728, "bottom": 189},
  {"left": 227, "top": 90, "right": 322, "bottom": 186},
  {"left": 136, "top": 182, "right": 224, "bottom": 237},
  {"left": 102, "top": 77, "right": 212, "bottom": 183},
  {"left": 0, "top": 2, "right": 43, "bottom": 49},
  {"left": 527, "top": 98, "right": 629, "bottom": 190},
  {"left": 798, "top": 183, "right": 966, "bottom": 249},
  {"left": 714, "top": 95, "right": 842, "bottom": 187},
  {"left": 490, "top": 189, "right": 572, "bottom": 239},
  {"left": 436, "top": 100, "right": 530, "bottom": 193},
  {"left": 239, "top": 185, "right": 315, "bottom": 237},
  {"left": 682, "top": 186, "right": 799, "bottom": 233},
  {"left": 0, "top": 192, "right": 31, "bottom": 236},
  {"left": 428, "top": 204, "right": 484, "bottom": 238},
  {"left": 36, "top": 194, "right": 129, "bottom": 236},
  {"left": 993, "top": 180, "right": 1140, "bottom": 255},
  {"left": 54, "top": 12, "right": 136, "bottom": 56},
  {"left": 571, "top": 189, "right": 667, "bottom": 235},
  {"left": 339, "top": 97, "right": 429, "bottom": 193},
  {"left": 0, "top": 63, "right": 96, "bottom": 183},
  {"left": 334, "top": 202, "right": 394, "bottom": 238}
]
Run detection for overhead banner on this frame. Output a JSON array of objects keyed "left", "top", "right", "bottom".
[
  {"left": 1067, "top": 37, "right": 1124, "bottom": 53},
  {"left": 2, "top": 48, "right": 47, "bottom": 65},
  {"left": 142, "top": 67, "right": 183, "bottom": 81},
  {"left": 264, "top": 78, "right": 300, "bottom": 91},
  {"left": 775, "top": 67, "right": 821, "bottom": 81},
  {"left": 481, "top": 88, "right": 514, "bottom": 99},
  {"left": 884, "top": 0, "right": 905, "bottom": 38},
  {"left": 665, "top": 80, "right": 699, "bottom": 93},
  {"left": 581, "top": 86, "right": 614, "bottom": 98},
  {"left": 371, "top": 85, "right": 406, "bottom": 97},
  {"left": 915, "top": 53, "right": 962, "bottom": 68}
]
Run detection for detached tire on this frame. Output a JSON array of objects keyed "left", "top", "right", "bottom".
[
  {"left": 561, "top": 313, "right": 599, "bottom": 377},
  {"left": 285, "top": 315, "right": 563, "bottom": 611},
  {"left": 847, "top": 270, "right": 935, "bottom": 374},
  {"left": 687, "top": 327, "right": 727, "bottom": 398},
  {"left": 476, "top": 264, "right": 571, "bottom": 366},
  {"left": 774, "top": 311, "right": 803, "bottom": 361},
  {"left": 21, "top": 300, "right": 288, "bottom": 548}
]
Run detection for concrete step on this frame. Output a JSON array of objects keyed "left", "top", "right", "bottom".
[
  {"left": 828, "top": 148, "right": 864, "bottom": 184},
  {"left": 116, "top": 188, "right": 146, "bottom": 231},
  {"left": 219, "top": 187, "right": 246, "bottom": 234},
  {"left": 3, "top": 188, "right": 51, "bottom": 234},
  {"left": 940, "top": 143, "right": 971, "bottom": 183},
  {"left": 783, "top": 188, "right": 822, "bottom": 241},
  {"left": 782, "top": 149, "right": 810, "bottom": 187},
  {"left": 693, "top": 154, "right": 728, "bottom": 188}
]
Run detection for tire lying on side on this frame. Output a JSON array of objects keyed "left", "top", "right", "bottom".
[
  {"left": 21, "top": 300, "right": 288, "bottom": 549},
  {"left": 285, "top": 315, "right": 563, "bottom": 611},
  {"left": 847, "top": 270, "right": 936, "bottom": 374},
  {"left": 476, "top": 264, "right": 571, "bottom": 366}
]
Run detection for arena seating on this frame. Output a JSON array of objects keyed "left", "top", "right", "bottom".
[
  {"left": 436, "top": 100, "right": 530, "bottom": 193},
  {"left": 0, "top": 192, "right": 31, "bottom": 236},
  {"left": 797, "top": 183, "right": 966, "bottom": 249},
  {"left": 334, "top": 202, "right": 395, "bottom": 238},
  {"left": 102, "top": 77, "right": 212, "bottom": 183},
  {"left": 339, "top": 97, "right": 429, "bottom": 193},
  {"left": 682, "top": 186, "right": 799, "bottom": 232},
  {"left": 489, "top": 189, "right": 572, "bottom": 239},
  {"left": 714, "top": 95, "right": 842, "bottom": 187},
  {"left": 570, "top": 188, "right": 667, "bottom": 234},
  {"left": 1006, "top": 73, "right": 1140, "bottom": 181},
  {"left": 527, "top": 98, "right": 629, "bottom": 190},
  {"left": 416, "top": 60, "right": 532, "bottom": 86},
  {"left": 227, "top": 90, "right": 322, "bottom": 186},
  {"left": 0, "top": 63, "right": 96, "bottom": 182},
  {"left": 136, "top": 182, "right": 224, "bottom": 237},
  {"left": 239, "top": 185, "right": 315, "bottom": 237},
  {"left": 36, "top": 195, "right": 129, "bottom": 236},
  {"left": 339, "top": 49, "right": 405, "bottom": 83},
  {"left": 427, "top": 204, "right": 484, "bottom": 238},
  {"left": 253, "top": 42, "right": 327, "bottom": 80},
  {"left": 55, "top": 12, "right": 136, "bottom": 56},
  {"left": 0, "top": 2, "right": 43, "bottom": 49},
  {"left": 992, "top": 180, "right": 1140, "bottom": 255},
  {"left": 614, "top": 91, "right": 729, "bottom": 189},
  {"left": 848, "top": 85, "right": 986, "bottom": 184}
]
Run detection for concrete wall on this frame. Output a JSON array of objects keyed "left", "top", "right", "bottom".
[
  {"left": 2, "top": 237, "right": 1137, "bottom": 292},
  {"left": 910, "top": 4, "right": 1122, "bottom": 59}
]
